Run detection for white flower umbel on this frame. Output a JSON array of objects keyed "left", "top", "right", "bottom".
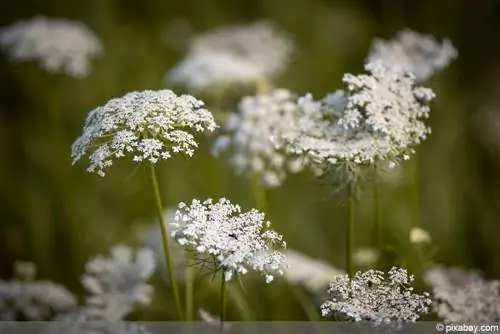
[
  {"left": 0, "top": 16, "right": 102, "bottom": 78},
  {"left": 282, "top": 62, "right": 435, "bottom": 170},
  {"left": 166, "top": 21, "right": 293, "bottom": 92},
  {"left": 282, "top": 249, "right": 344, "bottom": 293},
  {"left": 213, "top": 89, "right": 311, "bottom": 188},
  {"left": 321, "top": 267, "right": 431, "bottom": 324},
  {"left": 62, "top": 245, "right": 156, "bottom": 322},
  {"left": 366, "top": 29, "right": 457, "bottom": 82},
  {"left": 424, "top": 265, "right": 500, "bottom": 323},
  {"left": 0, "top": 279, "right": 77, "bottom": 320},
  {"left": 167, "top": 51, "right": 264, "bottom": 93},
  {"left": 170, "top": 198, "right": 287, "bottom": 283},
  {"left": 71, "top": 89, "right": 218, "bottom": 176}
]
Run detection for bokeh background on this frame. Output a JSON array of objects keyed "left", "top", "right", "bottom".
[{"left": 1, "top": 0, "right": 500, "bottom": 321}]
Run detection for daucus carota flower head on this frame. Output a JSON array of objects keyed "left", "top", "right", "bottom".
[
  {"left": 213, "top": 89, "right": 311, "bottom": 188},
  {"left": 424, "top": 265, "right": 500, "bottom": 323},
  {"left": 166, "top": 51, "right": 264, "bottom": 93},
  {"left": 0, "top": 279, "right": 77, "bottom": 320},
  {"left": 166, "top": 21, "right": 294, "bottom": 92},
  {"left": 0, "top": 16, "right": 102, "bottom": 78},
  {"left": 170, "top": 198, "right": 287, "bottom": 283},
  {"left": 366, "top": 29, "right": 457, "bottom": 82},
  {"left": 321, "top": 267, "right": 431, "bottom": 324},
  {"left": 281, "top": 62, "right": 434, "bottom": 171},
  {"left": 75, "top": 245, "right": 156, "bottom": 321},
  {"left": 282, "top": 249, "right": 344, "bottom": 293},
  {"left": 71, "top": 89, "right": 218, "bottom": 176}
]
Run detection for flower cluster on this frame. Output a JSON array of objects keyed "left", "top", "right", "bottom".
[
  {"left": 213, "top": 89, "right": 312, "bottom": 187},
  {"left": 320, "top": 267, "right": 431, "bottom": 324},
  {"left": 0, "top": 278, "right": 77, "bottom": 320},
  {"left": 60, "top": 246, "right": 156, "bottom": 322},
  {"left": 170, "top": 198, "right": 287, "bottom": 283},
  {"left": 281, "top": 62, "right": 435, "bottom": 171},
  {"left": 0, "top": 16, "right": 102, "bottom": 78},
  {"left": 366, "top": 29, "right": 457, "bottom": 82},
  {"left": 71, "top": 89, "right": 218, "bottom": 176},
  {"left": 282, "top": 249, "right": 344, "bottom": 293},
  {"left": 166, "top": 21, "right": 294, "bottom": 92},
  {"left": 424, "top": 265, "right": 500, "bottom": 323}
]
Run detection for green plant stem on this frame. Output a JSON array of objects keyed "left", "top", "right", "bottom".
[
  {"left": 373, "top": 165, "right": 382, "bottom": 253},
  {"left": 255, "top": 77, "right": 269, "bottom": 94},
  {"left": 220, "top": 273, "right": 227, "bottom": 333},
  {"left": 149, "top": 164, "right": 185, "bottom": 321},
  {"left": 185, "top": 254, "right": 195, "bottom": 321},
  {"left": 412, "top": 153, "right": 421, "bottom": 227},
  {"left": 346, "top": 183, "right": 355, "bottom": 277},
  {"left": 251, "top": 173, "right": 267, "bottom": 213}
]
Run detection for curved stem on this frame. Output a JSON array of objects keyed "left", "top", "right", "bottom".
[
  {"left": 220, "top": 272, "right": 227, "bottom": 333},
  {"left": 346, "top": 183, "right": 355, "bottom": 277},
  {"left": 149, "top": 164, "right": 185, "bottom": 321},
  {"left": 289, "top": 284, "right": 319, "bottom": 321}
]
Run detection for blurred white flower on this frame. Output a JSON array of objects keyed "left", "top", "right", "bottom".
[
  {"left": 61, "top": 245, "right": 156, "bottom": 322},
  {"left": 71, "top": 89, "right": 218, "bottom": 176},
  {"left": 321, "top": 267, "right": 431, "bottom": 323},
  {"left": 424, "top": 265, "right": 500, "bottom": 323},
  {"left": 366, "top": 29, "right": 457, "bottom": 82},
  {"left": 167, "top": 51, "right": 263, "bottom": 93},
  {"left": 409, "top": 227, "right": 432, "bottom": 244},
  {"left": 0, "top": 16, "right": 102, "bottom": 78},
  {"left": 0, "top": 272, "right": 77, "bottom": 320},
  {"left": 171, "top": 198, "right": 287, "bottom": 283},
  {"left": 353, "top": 248, "right": 379, "bottom": 267},
  {"left": 281, "top": 62, "right": 434, "bottom": 171},
  {"left": 166, "top": 20, "right": 294, "bottom": 92},
  {"left": 213, "top": 89, "right": 311, "bottom": 188},
  {"left": 282, "top": 249, "right": 344, "bottom": 293}
]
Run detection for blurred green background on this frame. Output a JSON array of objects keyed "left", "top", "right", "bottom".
[{"left": 1, "top": 0, "right": 500, "bottom": 321}]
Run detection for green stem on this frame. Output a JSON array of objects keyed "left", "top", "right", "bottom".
[
  {"left": 373, "top": 165, "right": 382, "bottom": 253},
  {"left": 251, "top": 174, "right": 267, "bottom": 213},
  {"left": 149, "top": 164, "right": 185, "bottom": 321},
  {"left": 255, "top": 77, "right": 270, "bottom": 94},
  {"left": 412, "top": 153, "right": 421, "bottom": 227},
  {"left": 346, "top": 183, "right": 355, "bottom": 277},
  {"left": 220, "top": 272, "right": 227, "bottom": 333},
  {"left": 185, "top": 254, "right": 195, "bottom": 321}
]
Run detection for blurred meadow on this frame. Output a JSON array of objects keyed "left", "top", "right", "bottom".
[{"left": 1, "top": 0, "right": 500, "bottom": 322}]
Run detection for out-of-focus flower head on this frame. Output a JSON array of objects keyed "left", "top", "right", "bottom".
[
  {"left": 0, "top": 16, "right": 102, "bottom": 78},
  {"left": 366, "top": 29, "right": 457, "bottom": 82},
  {"left": 71, "top": 89, "right": 218, "bottom": 176},
  {"left": 213, "top": 89, "right": 312, "bottom": 188},
  {"left": 166, "top": 20, "right": 294, "bottom": 93},
  {"left": 424, "top": 265, "right": 500, "bottom": 323}
]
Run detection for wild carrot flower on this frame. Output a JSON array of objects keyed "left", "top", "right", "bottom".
[
  {"left": 0, "top": 263, "right": 77, "bottom": 320},
  {"left": 213, "top": 89, "right": 311, "bottom": 187},
  {"left": 60, "top": 245, "right": 156, "bottom": 322},
  {"left": 366, "top": 29, "right": 457, "bottom": 82},
  {"left": 71, "top": 89, "right": 218, "bottom": 176},
  {"left": 0, "top": 16, "right": 102, "bottom": 78},
  {"left": 321, "top": 267, "right": 431, "bottom": 323},
  {"left": 170, "top": 198, "right": 287, "bottom": 283},
  {"left": 166, "top": 21, "right": 294, "bottom": 92},
  {"left": 281, "top": 62, "right": 435, "bottom": 171},
  {"left": 282, "top": 249, "right": 344, "bottom": 293},
  {"left": 424, "top": 265, "right": 500, "bottom": 323}
]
